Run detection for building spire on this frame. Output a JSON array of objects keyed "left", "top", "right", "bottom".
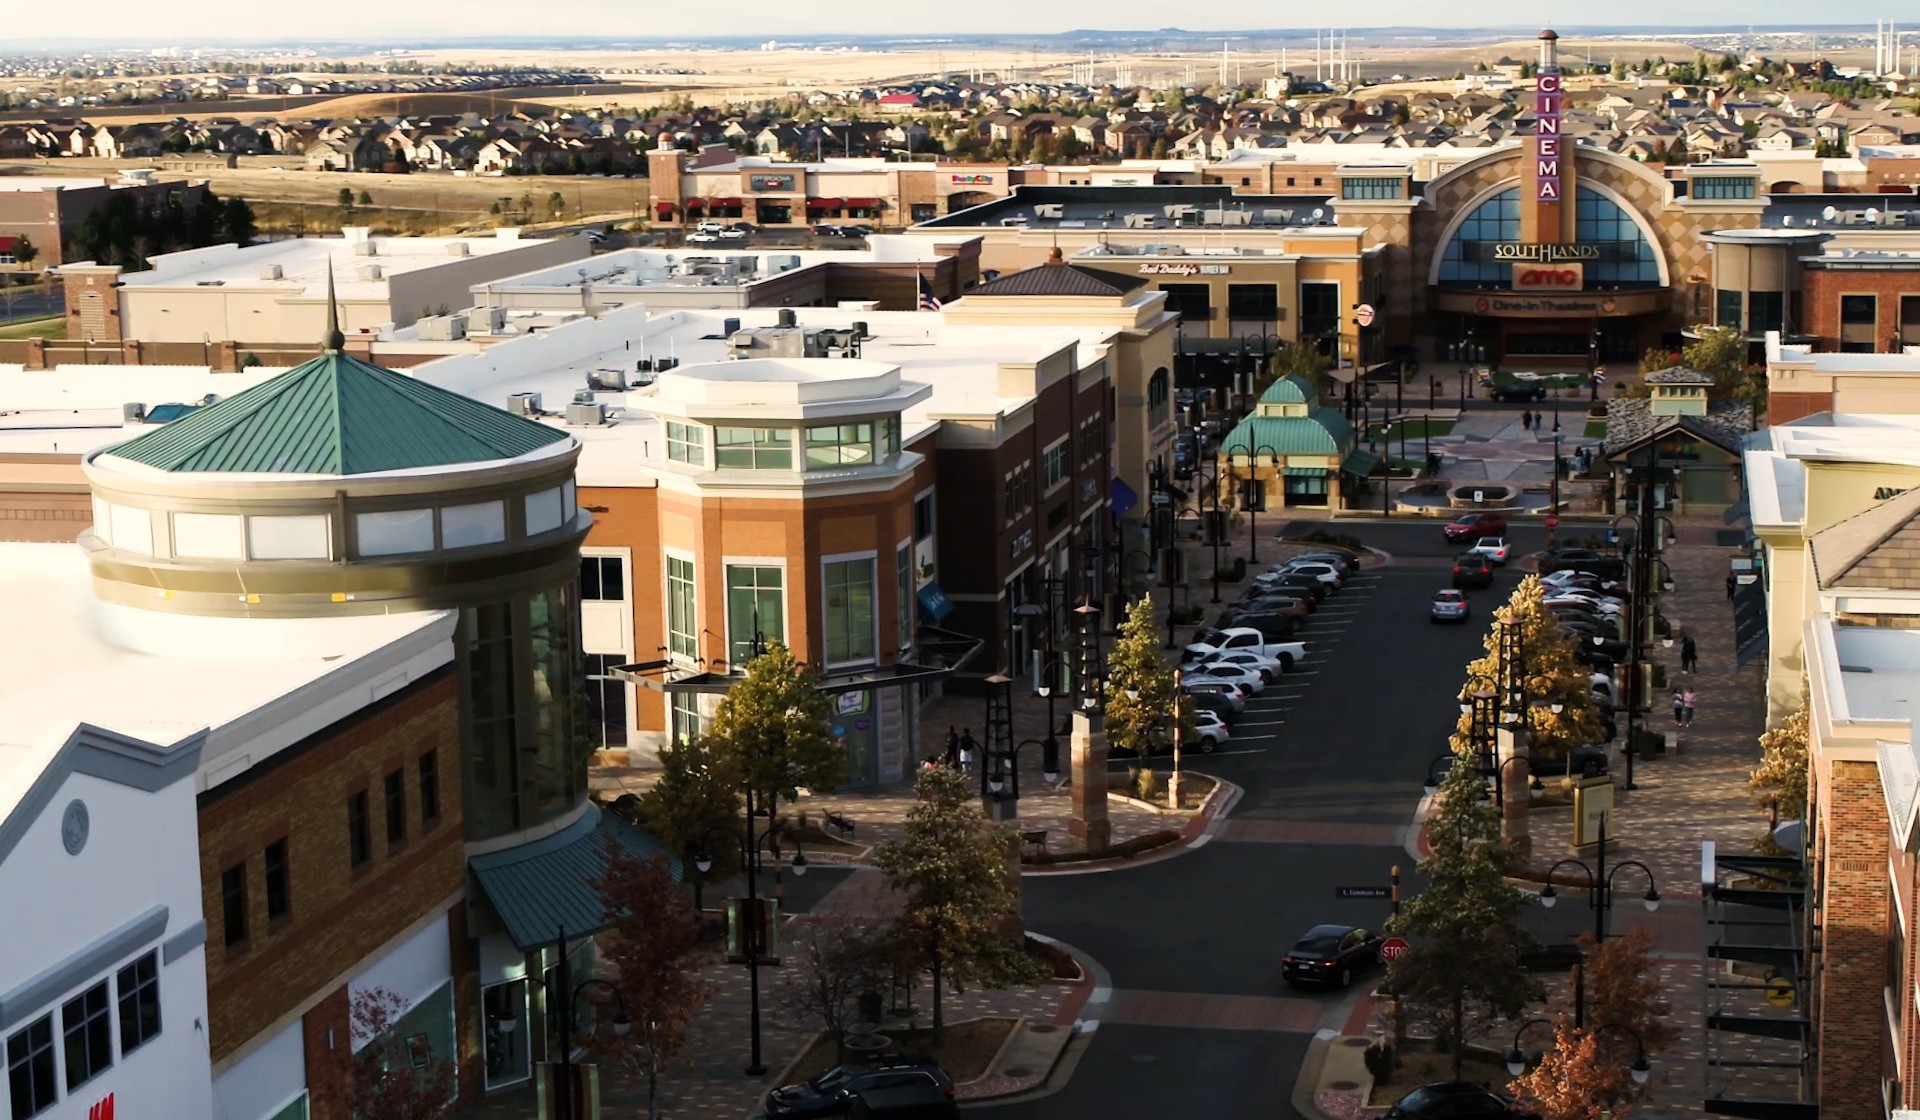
[{"left": 323, "top": 263, "right": 344, "bottom": 352}]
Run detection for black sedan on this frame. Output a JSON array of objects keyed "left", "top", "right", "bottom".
[
  {"left": 1387, "top": 1081, "right": 1517, "bottom": 1120},
  {"left": 1282, "top": 924, "right": 1383, "bottom": 989},
  {"left": 1537, "top": 548, "right": 1627, "bottom": 580},
  {"left": 764, "top": 1057, "right": 952, "bottom": 1119}
]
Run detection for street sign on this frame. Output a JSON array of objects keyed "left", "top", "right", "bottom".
[
  {"left": 1336, "top": 886, "right": 1391, "bottom": 899},
  {"left": 1354, "top": 304, "right": 1377, "bottom": 328},
  {"left": 1380, "top": 936, "right": 1411, "bottom": 962},
  {"left": 1545, "top": 515, "right": 1560, "bottom": 530},
  {"left": 1766, "top": 977, "right": 1796, "bottom": 1007}
]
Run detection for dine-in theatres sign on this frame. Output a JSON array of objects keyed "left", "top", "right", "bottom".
[{"left": 1535, "top": 68, "right": 1563, "bottom": 202}]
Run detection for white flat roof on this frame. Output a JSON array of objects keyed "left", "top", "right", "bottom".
[
  {"left": 1770, "top": 334, "right": 1920, "bottom": 373},
  {"left": 472, "top": 235, "right": 974, "bottom": 296},
  {"left": 0, "top": 364, "right": 290, "bottom": 458},
  {"left": 109, "top": 228, "right": 559, "bottom": 303},
  {"left": 1829, "top": 624, "right": 1920, "bottom": 723},
  {"left": 0, "top": 542, "right": 449, "bottom": 818},
  {"left": 0, "top": 177, "right": 113, "bottom": 193}
]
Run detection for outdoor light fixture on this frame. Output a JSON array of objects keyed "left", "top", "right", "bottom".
[
  {"left": 1036, "top": 685, "right": 1052, "bottom": 698},
  {"left": 1458, "top": 700, "right": 1472, "bottom": 715},
  {"left": 1044, "top": 764, "right": 1061, "bottom": 784},
  {"left": 498, "top": 1013, "right": 519, "bottom": 1035},
  {"left": 1630, "top": 1056, "right": 1652, "bottom": 1084},
  {"left": 1539, "top": 883, "right": 1559, "bottom": 908},
  {"left": 611, "top": 1012, "right": 634, "bottom": 1037},
  {"left": 1549, "top": 701, "right": 1565, "bottom": 714},
  {"left": 1593, "top": 635, "right": 1605, "bottom": 646},
  {"left": 1506, "top": 1049, "right": 1528, "bottom": 1078},
  {"left": 1642, "top": 886, "right": 1661, "bottom": 911},
  {"left": 791, "top": 852, "right": 808, "bottom": 877},
  {"left": 1663, "top": 637, "right": 1675, "bottom": 649},
  {"left": 988, "top": 773, "right": 1004, "bottom": 794},
  {"left": 695, "top": 851, "right": 714, "bottom": 874}
]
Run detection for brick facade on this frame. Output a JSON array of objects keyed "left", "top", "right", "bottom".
[
  {"left": 1803, "top": 266, "right": 1920, "bottom": 354},
  {"left": 198, "top": 670, "right": 467, "bottom": 1084},
  {"left": 1816, "top": 759, "right": 1892, "bottom": 1118}
]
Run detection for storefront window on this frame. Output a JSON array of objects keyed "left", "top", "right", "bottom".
[
  {"left": 527, "top": 586, "right": 581, "bottom": 825},
  {"left": 583, "top": 653, "right": 628, "bottom": 747},
  {"left": 726, "top": 566, "right": 785, "bottom": 665},
  {"left": 461, "top": 585, "right": 585, "bottom": 842},
  {"left": 822, "top": 558, "right": 876, "bottom": 665},
  {"left": 482, "top": 980, "right": 529, "bottom": 1089},
  {"left": 1749, "top": 291, "right": 1785, "bottom": 334},
  {"left": 1716, "top": 289, "right": 1743, "bottom": 331},
  {"left": 667, "top": 555, "right": 697, "bottom": 659}
]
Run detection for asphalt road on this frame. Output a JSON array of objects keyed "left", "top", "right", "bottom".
[{"left": 981, "top": 519, "right": 1558, "bottom": 1119}]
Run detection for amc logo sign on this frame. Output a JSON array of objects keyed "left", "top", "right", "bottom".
[
  {"left": 88, "top": 1094, "right": 114, "bottom": 1120},
  {"left": 1512, "top": 264, "right": 1584, "bottom": 291}
]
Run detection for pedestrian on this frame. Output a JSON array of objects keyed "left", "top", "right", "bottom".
[
  {"left": 1683, "top": 687, "right": 1699, "bottom": 727},
  {"left": 1727, "top": 572, "right": 1738, "bottom": 601},
  {"left": 1681, "top": 634, "right": 1698, "bottom": 674},
  {"left": 944, "top": 726, "right": 960, "bottom": 767},
  {"left": 959, "top": 728, "right": 977, "bottom": 769},
  {"left": 1521, "top": 408, "right": 1532, "bottom": 431},
  {"left": 1535, "top": 412, "right": 1545, "bottom": 432},
  {"left": 1672, "top": 688, "right": 1685, "bottom": 727}
]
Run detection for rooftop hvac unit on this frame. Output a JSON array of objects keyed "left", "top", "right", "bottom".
[
  {"left": 507, "top": 392, "right": 541, "bottom": 417},
  {"left": 573, "top": 389, "right": 596, "bottom": 405},
  {"left": 259, "top": 264, "right": 283, "bottom": 280},
  {"left": 352, "top": 240, "right": 378, "bottom": 256},
  {"left": 777, "top": 308, "right": 798, "bottom": 327},
  {"left": 446, "top": 242, "right": 471, "bottom": 257},
  {"left": 731, "top": 330, "right": 760, "bottom": 349},
  {"left": 768, "top": 254, "right": 802, "bottom": 273},
  {"left": 416, "top": 314, "right": 467, "bottom": 341},
  {"left": 122, "top": 402, "right": 145, "bottom": 423},
  {"left": 655, "top": 357, "right": 678, "bottom": 372},
  {"left": 356, "top": 264, "right": 383, "bottom": 282},
  {"left": 851, "top": 320, "right": 868, "bottom": 338},
  {"left": 587, "top": 368, "right": 628, "bottom": 391},
  {"left": 722, "top": 317, "right": 741, "bottom": 336},
  {"left": 565, "top": 401, "right": 610, "bottom": 427}
]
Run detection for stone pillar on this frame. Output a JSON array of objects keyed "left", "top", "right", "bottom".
[
  {"left": 214, "top": 340, "right": 239, "bottom": 372},
  {"left": 24, "top": 337, "right": 46, "bottom": 370},
  {"left": 1498, "top": 728, "right": 1532, "bottom": 859},
  {"left": 1068, "top": 709, "right": 1110, "bottom": 853},
  {"left": 121, "top": 339, "right": 143, "bottom": 365}
]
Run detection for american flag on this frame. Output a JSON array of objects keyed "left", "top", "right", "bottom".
[{"left": 916, "top": 272, "right": 942, "bottom": 311}]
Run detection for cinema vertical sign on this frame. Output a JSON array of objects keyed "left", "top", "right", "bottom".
[{"left": 1534, "top": 64, "right": 1563, "bottom": 202}]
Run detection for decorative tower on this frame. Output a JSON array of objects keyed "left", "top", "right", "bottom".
[{"left": 1522, "top": 30, "right": 1576, "bottom": 247}]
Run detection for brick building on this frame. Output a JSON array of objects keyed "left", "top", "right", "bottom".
[
  {"left": 1799, "top": 253, "right": 1920, "bottom": 354},
  {"left": 0, "top": 173, "right": 213, "bottom": 270}
]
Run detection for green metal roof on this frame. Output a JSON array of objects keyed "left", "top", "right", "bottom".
[
  {"left": 106, "top": 350, "right": 568, "bottom": 475},
  {"left": 469, "top": 806, "right": 681, "bottom": 952},
  {"left": 1257, "top": 374, "right": 1314, "bottom": 405},
  {"left": 1219, "top": 406, "right": 1354, "bottom": 458},
  {"left": 1342, "top": 448, "right": 1381, "bottom": 476}
]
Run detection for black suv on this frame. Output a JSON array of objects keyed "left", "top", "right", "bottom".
[
  {"left": 1452, "top": 553, "right": 1494, "bottom": 589},
  {"left": 1490, "top": 381, "right": 1547, "bottom": 402},
  {"left": 764, "top": 1057, "right": 953, "bottom": 1119}
]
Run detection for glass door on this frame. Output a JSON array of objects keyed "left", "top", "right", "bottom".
[{"left": 481, "top": 979, "right": 530, "bottom": 1090}]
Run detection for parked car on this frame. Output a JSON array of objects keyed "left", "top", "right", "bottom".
[
  {"left": 1468, "top": 536, "right": 1511, "bottom": 566},
  {"left": 1544, "top": 592, "right": 1622, "bottom": 616},
  {"left": 843, "top": 223, "right": 874, "bottom": 236},
  {"left": 1190, "top": 661, "right": 1266, "bottom": 694},
  {"left": 1224, "top": 593, "right": 1311, "bottom": 620},
  {"left": 812, "top": 223, "right": 844, "bottom": 237},
  {"left": 1430, "top": 589, "right": 1471, "bottom": 623},
  {"left": 1289, "top": 549, "right": 1363, "bottom": 574},
  {"left": 1277, "top": 560, "right": 1345, "bottom": 588},
  {"left": 718, "top": 228, "right": 750, "bottom": 240},
  {"left": 1491, "top": 380, "right": 1547, "bottom": 402},
  {"left": 1568, "top": 742, "right": 1610, "bottom": 778},
  {"left": 1537, "top": 548, "right": 1627, "bottom": 580},
  {"left": 1184, "top": 627, "right": 1305, "bottom": 670},
  {"left": 1250, "top": 574, "right": 1327, "bottom": 603},
  {"left": 846, "top": 1083, "right": 961, "bottom": 1120},
  {"left": 1195, "top": 649, "right": 1286, "bottom": 683},
  {"left": 764, "top": 1057, "right": 952, "bottom": 1120},
  {"left": 1180, "top": 679, "right": 1249, "bottom": 712},
  {"left": 1452, "top": 553, "right": 1494, "bottom": 589},
  {"left": 686, "top": 231, "right": 720, "bottom": 243},
  {"left": 1214, "top": 612, "right": 1301, "bottom": 640},
  {"left": 1282, "top": 924, "right": 1384, "bottom": 989},
  {"left": 694, "top": 220, "right": 725, "bottom": 233},
  {"left": 1184, "top": 689, "right": 1239, "bottom": 725},
  {"left": 1385, "top": 1082, "right": 1516, "bottom": 1120},
  {"left": 1443, "top": 512, "right": 1507, "bottom": 543}
]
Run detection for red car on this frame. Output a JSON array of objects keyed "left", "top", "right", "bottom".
[{"left": 1443, "top": 512, "right": 1507, "bottom": 543}]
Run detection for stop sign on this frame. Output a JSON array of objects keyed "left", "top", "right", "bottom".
[
  {"left": 1380, "top": 936, "right": 1411, "bottom": 962},
  {"left": 1354, "top": 303, "right": 1376, "bottom": 328},
  {"left": 1546, "top": 515, "right": 1560, "bottom": 530}
]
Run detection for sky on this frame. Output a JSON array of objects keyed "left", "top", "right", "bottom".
[{"left": 1, "top": 3, "right": 1905, "bottom": 44}]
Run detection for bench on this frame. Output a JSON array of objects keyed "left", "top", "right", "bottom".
[{"left": 1020, "top": 828, "right": 1048, "bottom": 854}]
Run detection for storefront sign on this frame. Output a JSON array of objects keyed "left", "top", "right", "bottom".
[
  {"left": 750, "top": 173, "right": 797, "bottom": 192},
  {"left": 1472, "top": 294, "right": 1624, "bottom": 316},
  {"left": 949, "top": 173, "right": 994, "bottom": 184},
  {"left": 1490, "top": 243, "right": 1601, "bottom": 262},
  {"left": 1534, "top": 69, "right": 1564, "bottom": 202},
  {"left": 1512, "top": 263, "right": 1585, "bottom": 290},
  {"left": 1138, "top": 262, "right": 1231, "bottom": 276}
]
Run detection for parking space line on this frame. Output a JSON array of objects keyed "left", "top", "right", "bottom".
[{"left": 1236, "top": 720, "right": 1286, "bottom": 728}]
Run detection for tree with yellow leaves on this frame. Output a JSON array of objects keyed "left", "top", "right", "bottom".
[
  {"left": 1750, "top": 699, "right": 1810, "bottom": 824},
  {"left": 1451, "top": 576, "right": 1606, "bottom": 773},
  {"left": 1509, "top": 1021, "right": 1632, "bottom": 1120}
]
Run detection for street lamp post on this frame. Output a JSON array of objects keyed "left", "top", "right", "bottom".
[
  {"left": 1507, "top": 1017, "right": 1651, "bottom": 1082},
  {"left": 513, "top": 926, "right": 634, "bottom": 1120},
  {"left": 1538, "top": 813, "right": 1662, "bottom": 1024},
  {"left": 1239, "top": 443, "right": 1280, "bottom": 567}
]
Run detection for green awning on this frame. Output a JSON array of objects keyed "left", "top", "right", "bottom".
[
  {"left": 1283, "top": 466, "right": 1329, "bottom": 477},
  {"left": 469, "top": 806, "right": 680, "bottom": 951},
  {"left": 1342, "top": 448, "right": 1381, "bottom": 476}
]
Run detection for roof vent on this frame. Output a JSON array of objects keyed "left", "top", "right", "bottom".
[
  {"left": 352, "top": 240, "right": 379, "bottom": 257},
  {"left": 122, "top": 402, "right": 146, "bottom": 423},
  {"left": 777, "top": 308, "right": 798, "bottom": 327},
  {"left": 260, "top": 264, "right": 283, "bottom": 280},
  {"left": 356, "top": 264, "right": 383, "bottom": 282},
  {"left": 446, "top": 242, "right": 471, "bottom": 257},
  {"left": 507, "top": 392, "right": 541, "bottom": 417}
]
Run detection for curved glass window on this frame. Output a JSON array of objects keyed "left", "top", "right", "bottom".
[
  {"left": 461, "top": 584, "right": 586, "bottom": 842},
  {"left": 1437, "top": 187, "right": 1661, "bottom": 288}
]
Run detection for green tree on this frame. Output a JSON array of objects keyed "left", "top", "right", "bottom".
[
  {"left": 636, "top": 736, "right": 742, "bottom": 911},
  {"left": 9, "top": 234, "right": 35, "bottom": 265},
  {"left": 357, "top": 189, "right": 374, "bottom": 206},
  {"left": 1104, "top": 595, "right": 1182, "bottom": 759},
  {"left": 548, "top": 190, "right": 566, "bottom": 217},
  {"left": 329, "top": 987, "right": 457, "bottom": 1120},
  {"left": 220, "top": 197, "right": 257, "bottom": 246},
  {"left": 1750, "top": 699, "right": 1810, "bottom": 823},
  {"left": 338, "top": 186, "right": 355, "bottom": 212},
  {"left": 1271, "top": 340, "right": 1334, "bottom": 398},
  {"left": 704, "top": 640, "right": 842, "bottom": 811},
  {"left": 1386, "top": 725, "right": 1542, "bottom": 1078},
  {"left": 1681, "top": 323, "right": 1747, "bottom": 391},
  {"left": 872, "top": 766, "right": 1035, "bottom": 1043},
  {"left": 1449, "top": 578, "right": 1605, "bottom": 773}
]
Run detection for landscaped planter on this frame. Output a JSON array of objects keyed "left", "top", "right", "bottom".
[{"left": 1447, "top": 483, "right": 1518, "bottom": 510}]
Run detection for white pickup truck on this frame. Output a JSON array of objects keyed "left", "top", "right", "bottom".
[
  {"left": 1467, "top": 536, "right": 1511, "bottom": 566},
  {"left": 1181, "top": 626, "right": 1307, "bottom": 672}
]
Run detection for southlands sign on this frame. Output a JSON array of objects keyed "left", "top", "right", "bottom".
[
  {"left": 1492, "top": 243, "right": 1601, "bottom": 262},
  {"left": 1512, "top": 263, "right": 1584, "bottom": 290}
]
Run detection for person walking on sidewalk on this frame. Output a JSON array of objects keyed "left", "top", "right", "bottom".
[
  {"left": 958, "top": 728, "right": 977, "bottom": 770},
  {"left": 1727, "top": 572, "right": 1738, "bottom": 601},
  {"left": 1672, "top": 688, "right": 1686, "bottom": 726},
  {"left": 1521, "top": 409, "right": 1532, "bottom": 432},
  {"left": 1683, "top": 687, "right": 1699, "bottom": 727},
  {"left": 1681, "top": 634, "right": 1698, "bottom": 674},
  {"left": 945, "top": 726, "right": 961, "bottom": 767}
]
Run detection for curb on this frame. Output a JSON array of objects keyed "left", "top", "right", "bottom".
[
  {"left": 959, "top": 933, "right": 1114, "bottom": 1108},
  {"left": 1020, "top": 775, "right": 1243, "bottom": 877}
]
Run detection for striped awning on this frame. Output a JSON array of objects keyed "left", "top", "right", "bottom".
[{"left": 1283, "top": 466, "right": 1329, "bottom": 478}]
